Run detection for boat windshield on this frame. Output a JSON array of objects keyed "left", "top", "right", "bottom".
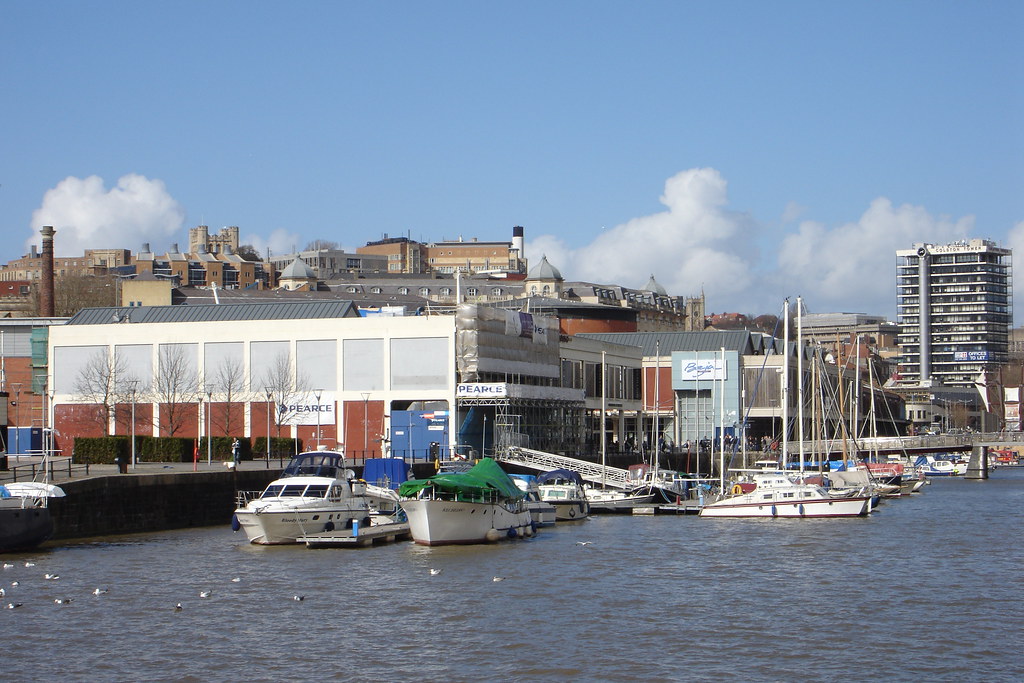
[
  {"left": 261, "top": 484, "right": 330, "bottom": 498},
  {"left": 282, "top": 452, "right": 347, "bottom": 478}
]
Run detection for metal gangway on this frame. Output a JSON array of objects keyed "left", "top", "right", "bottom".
[{"left": 495, "top": 446, "right": 633, "bottom": 490}]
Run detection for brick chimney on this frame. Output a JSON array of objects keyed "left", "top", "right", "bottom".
[{"left": 39, "top": 225, "right": 56, "bottom": 317}]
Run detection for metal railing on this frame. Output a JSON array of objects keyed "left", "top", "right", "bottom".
[
  {"left": 496, "top": 446, "right": 634, "bottom": 490},
  {"left": 0, "top": 457, "right": 91, "bottom": 485}
]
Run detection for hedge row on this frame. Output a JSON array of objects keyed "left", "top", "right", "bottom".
[{"left": 73, "top": 436, "right": 301, "bottom": 465}]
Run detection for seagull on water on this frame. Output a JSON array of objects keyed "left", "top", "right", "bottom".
[
  {"left": 230, "top": 577, "right": 241, "bottom": 583},
  {"left": 44, "top": 574, "right": 59, "bottom": 580},
  {"left": 492, "top": 576, "right": 506, "bottom": 582},
  {"left": 0, "top": 588, "right": 5, "bottom": 597},
  {"left": 200, "top": 590, "right": 212, "bottom": 598},
  {"left": 24, "top": 562, "right": 35, "bottom": 568},
  {"left": 54, "top": 598, "right": 72, "bottom": 605},
  {"left": 576, "top": 541, "right": 594, "bottom": 546},
  {"left": 92, "top": 588, "right": 109, "bottom": 595},
  {"left": 293, "top": 595, "right": 305, "bottom": 602},
  {"left": 2, "top": 563, "right": 13, "bottom": 569},
  {"left": 7, "top": 602, "right": 23, "bottom": 609},
  {"left": 11, "top": 581, "right": 19, "bottom": 587},
  {"left": 429, "top": 568, "right": 442, "bottom": 576},
  {"left": 174, "top": 603, "right": 183, "bottom": 611}
]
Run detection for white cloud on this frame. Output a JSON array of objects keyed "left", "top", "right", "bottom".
[
  {"left": 29, "top": 175, "right": 185, "bottom": 256},
  {"left": 775, "top": 198, "right": 973, "bottom": 317},
  {"left": 525, "top": 168, "right": 986, "bottom": 319},
  {"left": 241, "top": 228, "right": 305, "bottom": 259},
  {"left": 526, "top": 168, "right": 759, "bottom": 307}
]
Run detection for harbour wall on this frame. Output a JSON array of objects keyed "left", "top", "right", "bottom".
[{"left": 49, "top": 469, "right": 281, "bottom": 540}]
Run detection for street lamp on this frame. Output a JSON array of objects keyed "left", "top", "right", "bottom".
[
  {"left": 129, "top": 380, "right": 138, "bottom": 470},
  {"left": 314, "top": 388, "right": 323, "bottom": 449},
  {"left": 264, "top": 387, "right": 272, "bottom": 460},
  {"left": 12, "top": 383, "right": 21, "bottom": 456},
  {"left": 361, "top": 392, "right": 370, "bottom": 458},
  {"left": 206, "top": 389, "right": 213, "bottom": 465}
]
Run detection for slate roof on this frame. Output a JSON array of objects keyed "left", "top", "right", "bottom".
[{"left": 65, "top": 300, "right": 359, "bottom": 325}]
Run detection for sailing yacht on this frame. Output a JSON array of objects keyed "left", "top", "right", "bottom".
[{"left": 699, "top": 297, "right": 871, "bottom": 519}]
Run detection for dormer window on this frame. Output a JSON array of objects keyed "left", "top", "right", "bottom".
[
  {"left": 419, "top": 287, "right": 430, "bottom": 296},
  {"left": 440, "top": 287, "right": 452, "bottom": 296},
  {"left": 399, "top": 287, "right": 410, "bottom": 295},
  {"left": 371, "top": 287, "right": 382, "bottom": 294}
]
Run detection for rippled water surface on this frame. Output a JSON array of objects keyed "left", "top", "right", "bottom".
[{"left": 3, "top": 469, "right": 1022, "bottom": 682}]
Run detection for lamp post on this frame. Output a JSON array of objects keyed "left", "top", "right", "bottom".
[
  {"left": 12, "top": 383, "right": 20, "bottom": 456},
  {"left": 265, "top": 387, "right": 272, "bottom": 461},
  {"left": 361, "top": 392, "right": 370, "bottom": 458},
  {"left": 129, "top": 380, "right": 138, "bottom": 470},
  {"left": 206, "top": 389, "right": 212, "bottom": 465},
  {"left": 314, "top": 388, "right": 323, "bottom": 449}
]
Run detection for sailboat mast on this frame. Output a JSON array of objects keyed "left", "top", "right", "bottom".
[
  {"left": 782, "top": 298, "right": 790, "bottom": 470},
  {"left": 797, "top": 296, "right": 805, "bottom": 475},
  {"left": 600, "top": 350, "right": 607, "bottom": 489},
  {"left": 653, "top": 339, "right": 660, "bottom": 473},
  {"left": 719, "top": 345, "right": 726, "bottom": 490}
]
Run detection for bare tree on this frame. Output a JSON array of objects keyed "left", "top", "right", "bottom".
[
  {"left": 303, "top": 239, "right": 340, "bottom": 251},
  {"left": 259, "top": 351, "right": 310, "bottom": 438},
  {"left": 74, "top": 348, "right": 134, "bottom": 436},
  {"left": 153, "top": 344, "right": 200, "bottom": 436},
  {"left": 211, "top": 356, "right": 247, "bottom": 436},
  {"left": 30, "top": 274, "right": 119, "bottom": 317}
]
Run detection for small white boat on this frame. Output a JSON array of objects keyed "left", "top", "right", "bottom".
[
  {"left": 510, "top": 474, "right": 557, "bottom": 528},
  {"left": 584, "top": 485, "right": 655, "bottom": 513},
  {"left": 398, "top": 458, "right": 535, "bottom": 546},
  {"left": 914, "top": 455, "right": 968, "bottom": 477},
  {"left": 536, "top": 469, "right": 590, "bottom": 521},
  {"left": 233, "top": 450, "right": 378, "bottom": 545},
  {"left": 699, "top": 473, "right": 871, "bottom": 518}
]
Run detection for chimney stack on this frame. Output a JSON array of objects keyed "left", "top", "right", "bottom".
[
  {"left": 40, "top": 225, "right": 56, "bottom": 317},
  {"left": 512, "top": 225, "right": 525, "bottom": 256}
]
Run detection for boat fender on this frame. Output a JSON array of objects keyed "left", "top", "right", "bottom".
[
  {"left": 771, "top": 505, "right": 777, "bottom": 517},
  {"left": 731, "top": 484, "right": 744, "bottom": 496},
  {"left": 507, "top": 527, "right": 518, "bottom": 539},
  {"left": 798, "top": 504, "right": 805, "bottom": 517},
  {"left": 324, "top": 521, "right": 335, "bottom": 532},
  {"left": 486, "top": 528, "right": 502, "bottom": 542},
  {"left": 530, "top": 521, "right": 538, "bottom": 534},
  {"left": 231, "top": 514, "right": 240, "bottom": 532}
]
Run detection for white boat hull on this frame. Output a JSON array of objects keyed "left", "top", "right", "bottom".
[
  {"left": 699, "top": 496, "right": 870, "bottom": 518},
  {"left": 550, "top": 500, "right": 589, "bottom": 521},
  {"left": 235, "top": 503, "right": 369, "bottom": 545},
  {"left": 400, "top": 499, "right": 535, "bottom": 546}
]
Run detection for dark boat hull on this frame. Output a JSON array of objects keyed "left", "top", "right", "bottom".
[{"left": 0, "top": 506, "right": 54, "bottom": 553}]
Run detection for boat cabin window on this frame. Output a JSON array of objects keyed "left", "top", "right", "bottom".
[
  {"left": 279, "top": 485, "right": 308, "bottom": 497},
  {"left": 304, "top": 485, "right": 329, "bottom": 498},
  {"left": 328, "top": 485, "right": 345, "bottom": 501},
  {"left": 261, "top": 485, "right": 285, "bottom": 498}
]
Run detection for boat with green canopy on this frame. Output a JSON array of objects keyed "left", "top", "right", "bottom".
[{"left": 398, "top": 458, "right": 535, "bottom": 545}]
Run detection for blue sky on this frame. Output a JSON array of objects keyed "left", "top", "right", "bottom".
[{"left": 3, "top": 1, "right": 1022, "bottom": 320}]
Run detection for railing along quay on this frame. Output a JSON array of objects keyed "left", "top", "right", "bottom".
[{"left": 0, "top": 457, "right": 91, "bottom": 485}]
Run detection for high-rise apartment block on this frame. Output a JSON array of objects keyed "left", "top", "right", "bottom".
[{"left": 896, "top": 239, "right": 1012, "bottom": 387}]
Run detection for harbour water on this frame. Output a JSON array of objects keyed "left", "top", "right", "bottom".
[{"left": 3, "top": 468, "right": 1022, "bottom": 682}]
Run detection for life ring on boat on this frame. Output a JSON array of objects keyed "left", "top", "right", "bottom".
[{"left": 731, "top": 484, "right": 744, "bottom": 496}]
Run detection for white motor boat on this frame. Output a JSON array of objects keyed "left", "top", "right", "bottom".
[
  {"left": 398, "top": 458, "right": 535, "bottom": 546},
  {"left": 510, "top": 474, "right": 557, "bottom": 528},
  {"left": 699, "top": 472, "right": 871, "bottom": 518},
  {"left": 914, "top": 455, "right": 968, "bottom": 476},
  {"left": 536, "top": 469, "right": 590, "bottom": 521},
  {"left": 583, "top": 485, "right": 655, "bottom": 512},
  {"left": 233, "top": 450, "right": 377, "bottom": 545}
]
